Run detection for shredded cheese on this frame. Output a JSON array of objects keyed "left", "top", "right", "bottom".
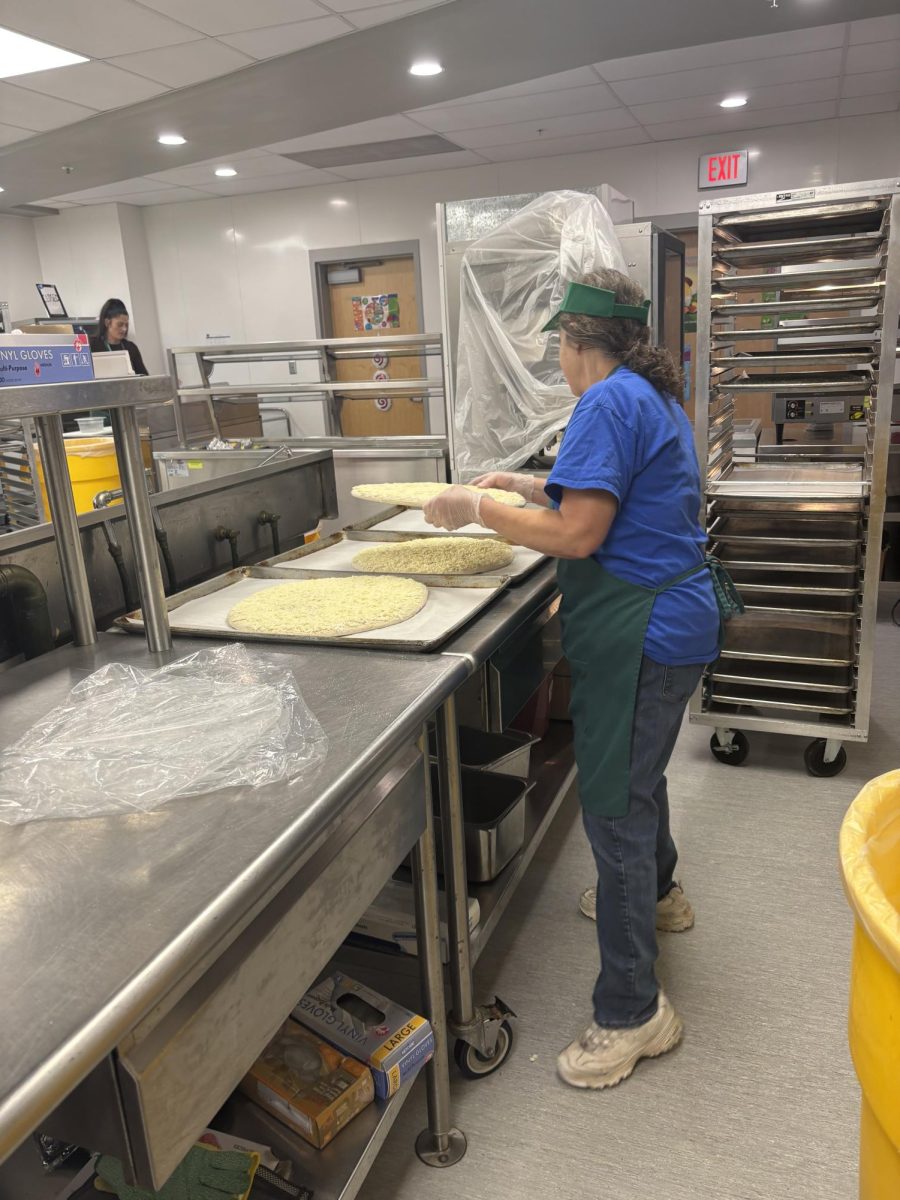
[
  {"left": 351, "top": 538, "right": 514, "bottom": 576},
  {"left": 351, "top": 482, "right": 526, "bottom": 509},
  {"left": 227, "top": 576, "right": 428, "bottom": 638}
]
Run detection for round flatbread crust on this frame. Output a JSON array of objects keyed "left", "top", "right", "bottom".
[
  {"left": 227, "top": 576, "right": 428, "bottom": 638},
  {"left": 351, "top": 537, "right": 514, "bottom": 576},
  {"left": 351, "top": 481, "right": 526, "bottom": 509}
]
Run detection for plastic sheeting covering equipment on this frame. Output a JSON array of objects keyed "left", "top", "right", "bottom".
[
  {"left": 840, "top": 768, "right": 900, "bottom": 1200},
  {"left": 452, "top": 189, "right": 627, "bottom": 479}
]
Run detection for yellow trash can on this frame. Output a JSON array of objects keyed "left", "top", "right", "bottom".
[
  {"left": 840, "top": 768, "right": 900, "bottom": 1200},
  {"left": 35, "top": 437, "right": 122, "bottom": 518}
]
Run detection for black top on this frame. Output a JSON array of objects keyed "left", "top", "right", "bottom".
[{"left": 88, "top": 335, "right": 148, "bottom": 376}]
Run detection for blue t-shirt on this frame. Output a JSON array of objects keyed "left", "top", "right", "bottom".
[{"left": 545, "top": 367, "right": 719, "bottom": 666}]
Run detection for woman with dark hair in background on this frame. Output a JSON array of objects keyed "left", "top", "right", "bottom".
[
  {"left": 89, "top": 298, "right": 148, "bottom": 376},
  {"left": 423, "top": 268, "right": 724, "bottom": 1091}
]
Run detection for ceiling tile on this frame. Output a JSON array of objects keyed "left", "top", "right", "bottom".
[
  {"left": 845, "top": 41, "right": 900, "bottom": 75},
  {"left": 838, "top": 94, "right": 900, "bottom": 117},
  {"left": 147, "top": 152, "right": 320, "bottom": 186},
  {"left": 841, "top": 68, "right": 900, "bottom": 99},
  {"left": 0, "top": 122, "right": 34, "bottom": 147},
  {"left": 217, "top": 15, "right": 351, "bottom": 58},
  {"left": 426, "top": 67, "right": 602, "bottom": 108},
  {"left": 596, "top": 24, "right": 846, "bottom": 82},
  {"left": 338, "top": 0, "right": 450, "bottom": 24},
  {"left": 609, "top": 49, "right": 843, "bottom": 107},
  {"left": 11, "top": 62, "right": 168, "bottom": 111},
  {"left": 137, "top": 0, "right": 327, "bottom": 35},
  {"left": 410, "top": 84, "right": 623, "bottom": 132},
  {"left": 645, "top": 100, "right": 838, "bottom": 142},
  {"left": 630, "top": 77, "right": 841, "bottom": 127},
  {"left": 478, "top": 127, "right": 651, "bottom": 162},
  {"left": 201, "top": 169, "right": 341, "bottom": 194},
  {"left": 0, "top": 0, "right": 203, "bottom": 58},
  {"left": 115, "top": 187, "right": 218, "bottom": 205},
  {"left": 60, "top": 177, "right": 179, "bottom": 202},
  {"left": 451, "top": 106, "right": 639, "bottom": 150},
  {"left": 264, "top": 115, "right": 429, "bottom": 154},
  {"left": 328, "top": 148, "right": 484, "bottom": 179},
  {"left": 0, "top": 82, "right": 95, "bottom": 132},
  {"left": 849, "top": 14, "right": 900, "bottom": 44},
  {"left": 108, "top": 39, "right": 254, "bottom": 88}
]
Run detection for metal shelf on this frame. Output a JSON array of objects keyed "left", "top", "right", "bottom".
[
  {"left": 713, "top": 230, "right": 886, "bottom": 265},
  {"left": 0, "top": 374, "right": 174, "bottom": 418},
  {"left": 176, "top": 380, "right": 442, "bottom": 398},
  {"left": 217, "top": 1077, "right": 418, "bottom": 1200},
  {"left": 469, "top": 723, "right": 576, "bottom": 964}
]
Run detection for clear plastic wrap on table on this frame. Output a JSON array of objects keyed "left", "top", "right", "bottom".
[
  {"left": 0, "top": 644, "right": 328, "bottom": 824},
  {"left": 453, "top": 189, "right": 626, "bottom": 478}
]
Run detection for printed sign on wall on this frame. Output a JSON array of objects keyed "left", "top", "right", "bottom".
[
  {"left": 352, "top": 293, "right": 400, "bottom": 332},
  {"left": 698, "top": 149, "right": 749, "bottom": 190}
]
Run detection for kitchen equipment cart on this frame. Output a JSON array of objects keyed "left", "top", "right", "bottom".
[{"left": 692, "top": 179, "right": 900, "bottom": 775}]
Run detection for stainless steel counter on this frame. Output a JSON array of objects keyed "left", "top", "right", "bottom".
[{"left": 0, "top": 634, "right": 466, "bottom": 1175}]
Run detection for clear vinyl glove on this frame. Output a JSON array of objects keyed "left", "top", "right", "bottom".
[
  {"left": 470, "top": 472, "right": 535, "bottom": 503},
  {"left": 423, "top": 484, "right": 485, "bottom": 531},
  {"left": 96, "top": 1147, "right": 258, "bottom": 1200}
]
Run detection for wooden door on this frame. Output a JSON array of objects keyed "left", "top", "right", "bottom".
[{"left": 326, "top": 256, "right": 426, "bottom": 435}]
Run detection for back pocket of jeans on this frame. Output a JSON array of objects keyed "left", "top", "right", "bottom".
[{"left": 662, "top": 663, "right": 702, "bottom": 703}]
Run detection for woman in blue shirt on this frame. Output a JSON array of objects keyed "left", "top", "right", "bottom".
[{"left": 424, "top": 269, "right": 720, "bottom": 1091}]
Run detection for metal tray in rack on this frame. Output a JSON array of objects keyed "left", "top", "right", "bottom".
[
  {"left": 710, "top": 318, "right": 882, "bottom": 343},
  {"left": 711, "top": 289, "right": 883, "bottom": 316},
  {"left": 258, "top": 529, "right": 545, "bottom": 584},
  {"left": 715, "top": 198, "right": 888, "bottom": 236},
  {"left": 707, "top": 494, "right": 865, "bottom": 515},
  {"left": 718, "top": 263, "right": 883, "bottom": 291},
  {"left": 708, "top": 513, "right": 861, "bottom": 545},
  {"left": 742, "top": 595, "right": 858, "bottom": 616},
  {"left": 716, "top": 372, "right": 872, "bottom": 395},
  {"left": 708, "top": 685, "right": 853, "bottom": 717},
  {"left": 712, "top": 539, "right": 860, "bottom": 568},
  {"left": 713, "top": 230, "right": 886, "bottom": 265},
  {"left": 710, "top": 659, "right": 853, "bottom": 694},
  {"left": 720, "top": 609, "right": 855, "bottom": 665},
  {"left": 116, "top": 565, "right": 509, "bottom": 652},
  {"left": 712, "top": 351, "right": 875, "bottom": 370}
]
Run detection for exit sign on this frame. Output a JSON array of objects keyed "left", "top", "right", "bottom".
[{"left": 699, "top": 149, "right": 749, "bottom": 189}]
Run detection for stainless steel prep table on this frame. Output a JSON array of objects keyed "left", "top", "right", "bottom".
[
  {"left": 433, "top": 559, "right": 577, "bottom": 1075},
  {"left": 0, "top": 633, "right": 469, "bottom": 1196}
]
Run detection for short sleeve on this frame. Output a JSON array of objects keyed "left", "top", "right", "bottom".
[{"left": 545, "top": 390, "right": 638, "bottom": 505}]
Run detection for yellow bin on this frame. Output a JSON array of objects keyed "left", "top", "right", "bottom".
[
  {"left": 36, "top": 437, "right": 122, "bottom": 518},
  {"left": 840, "top": 768, "right": 900, "bottom": 1200}
]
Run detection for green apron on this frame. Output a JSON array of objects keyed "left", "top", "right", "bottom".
[{"left": 558, "top": 555, "right": 712, "bottom": 818}]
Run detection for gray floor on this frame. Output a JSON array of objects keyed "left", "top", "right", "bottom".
[{"left": 358, "top": 615, "right": 900, "bottom": 1200}]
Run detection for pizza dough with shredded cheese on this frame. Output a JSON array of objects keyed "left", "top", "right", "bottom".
[
  {"left": 227, "top": 576, "right": 428, "bottom": 638},
  {"left": 351, "top": 481, "right": 526, "bottom": 509},
  {"left": 351, "top": 537, "right": 514, "bottom": 576}
]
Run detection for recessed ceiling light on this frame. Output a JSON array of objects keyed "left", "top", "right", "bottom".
[
  {"left": 409, "top": 59, "right": 442, "bottom": 76},
  {"left": 0, "top": 27, "right": 87, "bottom": 79},
  {"left": 720, "top": 95, "right": 748, "bottom": 109},
  {"left": 158, "top": 133, "right": 186, "bottom": 146},
  {"left": 0, "top": 186, "right": 4, "bottom": 193},
  {"left": 330, "top": 197, "right": 349, "bottom": 207},
  {"left": 214, "top": 166, "right": 237, "bottom": 178}
]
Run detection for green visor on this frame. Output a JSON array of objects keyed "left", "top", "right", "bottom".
[{"left": 542, "top": 281, "right": 651, "bottom": 332}]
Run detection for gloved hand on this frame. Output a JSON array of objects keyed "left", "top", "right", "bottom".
[
  {"left": 470, "top": 472, "right": 535, "bottom": 502},
  {"left": 96, "top": 1146, "right": 258, "bottom": 1200},
  {"left": 423, "top": 485, "right": 485, "bottom": 530}
]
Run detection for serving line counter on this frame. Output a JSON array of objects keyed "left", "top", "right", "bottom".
[{"left": 0, "top": 635, "right": 468, "bottom": 1198}]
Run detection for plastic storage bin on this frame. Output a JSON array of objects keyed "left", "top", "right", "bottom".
[
  {"left": 840, "top": 768, "right": 900, "bottom": 1200},
  {"left": 35, "top": 436, "right": 122, "bottom": 517},
  {"left": 431, "top": 763, "right": 528, "bottom": 883}
]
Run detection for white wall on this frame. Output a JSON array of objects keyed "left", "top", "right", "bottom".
[
  {"left": 0, "top": 214, "right": 43, "bottom": 324},
  {"left": 33, "top": 204, "right": 131, "bottom": 320}
]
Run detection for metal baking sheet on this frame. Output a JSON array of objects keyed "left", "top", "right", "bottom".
[
  {"left": 711, "top": 290, "right": 883, "bottom": 316},
  {"left": 708, "top": 513, "right": 861, "bottom": 545},
  {"left": 708, "top": 686, "right": 853, "bottom": 716},
  {"left": 713, "top": 231, "right": 885, "bottom": 265},
  {"left": 710, "top": 320, "right": 881, "bottom": 343},
  {"left": 719, "top": 264, "right": 882, "bottom": 291},
  {"left": 710, "top": 659, "right": 852, "bottom": 694},
  {"left": 712, "top": 540, "right": 860, "bottom": 568},
  {"left": 708, "top": 495, "right": 864, "bottom": 515},
  {"left": 117, "top": 566, "right": 508, "bottom": 652},
  {"left": 260, "top": 531, "right": 543, "bottom": 582},
  {"left": 720, "top": 610, "right": 854, "bottom": 665},
  {"left": 712, "top": 352, "right": 874, "bottom": 369},
  {"left": 715, "top": 372, "right": 871, "bottom": 395},
  {"left": 708, "top": 462, "right": 866, "bottom": 500},
  {"left": 716, "top": 198, "right": 887, "bottom": 233}
]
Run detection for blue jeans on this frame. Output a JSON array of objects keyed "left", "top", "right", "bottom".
[{"left": 582, "top": 655, "right": 704, "bottom": 1028}]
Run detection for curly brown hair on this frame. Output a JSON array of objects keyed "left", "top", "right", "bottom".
[{"left": 558, "top": 268, "right": 685, "bottom": 402}]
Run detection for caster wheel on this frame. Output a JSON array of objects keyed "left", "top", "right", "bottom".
[
  {"left": 710, "top": 730, "right": 749, "bottom": 766},
  {"left": 454, "top": 1021, "right": 514, "bottom": 1079},
  {"left": 804, "top": 739, "right": 847, "bottom": 778}
]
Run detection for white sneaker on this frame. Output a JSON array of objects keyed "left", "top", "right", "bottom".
[
  {"left": 557, "top": 991, "right": 683, "bottom": 1089},
  {"left": 579, "top": 883, "right": 695, "bottom": 932}
]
